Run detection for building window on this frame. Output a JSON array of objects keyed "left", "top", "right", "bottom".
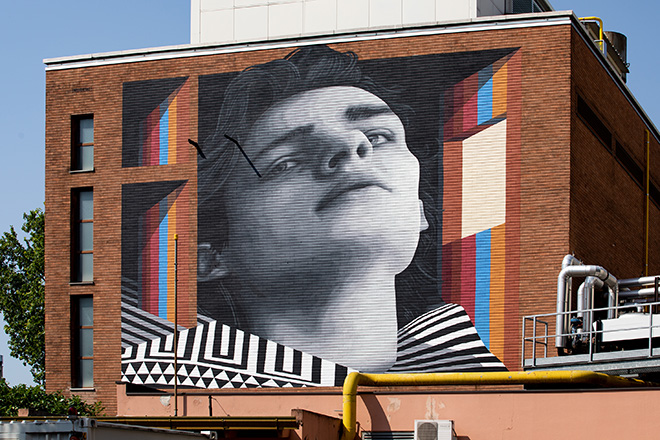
[
  {"left": 72, "top": 296, "right": 93, "bottom": 388},
  {"left": 72, "top": 116, "right": 94, "bottom": 171},
  {"left": 72, "top": 189, "right": 93, "bottom": 282},
  {"left": 577, "top": 95, "right": 612, "bottom": 151}
]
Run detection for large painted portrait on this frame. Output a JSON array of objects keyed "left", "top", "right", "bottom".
[{"left": 121, "top": 44, "right": 521, "bottom": 388}]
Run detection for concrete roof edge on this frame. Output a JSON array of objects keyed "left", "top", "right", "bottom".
[{"left": 43, "top": 11, "right": 573, "bottom": 69}]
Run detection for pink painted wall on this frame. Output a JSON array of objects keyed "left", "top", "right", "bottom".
[{"left": 117, "top": 384, "right": 660, "bottom": 439}]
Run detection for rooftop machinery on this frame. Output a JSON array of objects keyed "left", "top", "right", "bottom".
[{"left": 523, "top": 255, "right": 660, "bottom": 376}]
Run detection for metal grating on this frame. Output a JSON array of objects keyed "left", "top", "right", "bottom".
[{"left": 363, "top": 432, "right": 414, "bottom": 440}]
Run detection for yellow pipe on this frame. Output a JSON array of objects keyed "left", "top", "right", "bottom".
[
  {"left": 645, "top": 129, "right": 650, "bottom": 277},
  {"left": 341, "top": 371, "right": 651, "bottom": 440},
  {"left": 579, "top": 16, "right": 605, "bottom": 53}
]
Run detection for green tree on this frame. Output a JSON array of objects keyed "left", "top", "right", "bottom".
[
  {"left": 0, "top": 209, "right": 45, "bottom": 384},
  {"left": 0, "top": 379, "right": 104, "bottom": 416}
]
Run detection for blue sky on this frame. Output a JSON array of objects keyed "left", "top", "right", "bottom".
[{"left": 0, "top": 1, "right": 658, "bottom": 386}]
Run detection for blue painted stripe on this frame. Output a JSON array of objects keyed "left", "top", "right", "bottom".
[
  {"left": 477, "top": 75, "right": 493, "bottom": 125},
  {"left": 475, "top": 229, "right": 491, "bottom": 347},
  {"left": 160, "top": 105, "right": 169, "bottom": 165},
  {"left": 158, "top": 202, "right": 169, "bottom": 319}
]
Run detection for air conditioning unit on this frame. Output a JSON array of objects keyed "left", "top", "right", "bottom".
[{"left": 413, "top": 420, "right": 454, "bottom": 440}]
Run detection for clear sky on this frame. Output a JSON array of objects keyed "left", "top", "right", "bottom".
[{"left": 0, "top": 0, "right": 657, "bottom": 386}]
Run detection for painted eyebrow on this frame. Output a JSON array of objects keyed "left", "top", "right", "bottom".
[
  {"left": 254, "top": 124, "right": 315, "bottom": 162},
  {"left": 253, "top": 104, "right": 394, "bottom": 161},
  {"left": 344, "top": 104, "right": 394, "bottom": 121}
]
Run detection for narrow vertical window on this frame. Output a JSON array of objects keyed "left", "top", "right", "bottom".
[
  {"left": 72, "top": 296, "right": 93, "bottom": 388},
  {"left": 72, "top": 116, "right": 94, "bottom": 171},
  {"left": 72, "top": 189, "right": 93, "bottom": 282}
]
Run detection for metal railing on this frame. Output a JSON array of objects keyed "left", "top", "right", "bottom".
[{"left": 522, "top": 301, "right": 660, "bottom": 367}]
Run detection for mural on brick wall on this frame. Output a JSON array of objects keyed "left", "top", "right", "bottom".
[{"left": 120, "top": 45, "right": 521, "bottom": 389}]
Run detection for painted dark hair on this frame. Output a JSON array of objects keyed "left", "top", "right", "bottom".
[{"left": 197, "top": 45, "right": 440, "bottom": 329}]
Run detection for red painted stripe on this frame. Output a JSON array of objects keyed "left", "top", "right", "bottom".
[{"left": 146, "top": 203, "right": 160, "bottom": 314}]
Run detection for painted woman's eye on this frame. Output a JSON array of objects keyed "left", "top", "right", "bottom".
[
  {"left": 366, "top": 132, "right": 392, "bottom": 147},
  {"left": 268, "top": 158, "right": 298, "bottom": 177}
]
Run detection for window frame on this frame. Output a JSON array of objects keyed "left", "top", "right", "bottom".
[
  {"left": 71, "top": 295, "right": 94, "bottom": 389},
  {"left": 71, "top": 115, "right": 94, "bottom": 172},
  {"left": 71, "top": 188, "right": 93, "bottom": 283}
]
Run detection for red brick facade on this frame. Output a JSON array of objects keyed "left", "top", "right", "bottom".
[{"left": 44, "top": 13, "right": 660, "bottom": 414}]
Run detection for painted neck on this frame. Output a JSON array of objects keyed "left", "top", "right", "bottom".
[{"left": 240, "top": 270, "right": 399, "bottom": 372}]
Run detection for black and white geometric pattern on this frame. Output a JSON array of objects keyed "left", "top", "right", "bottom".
[
  {"left": 390, "top": 303, "right": 506, "bottom": 372},
  {"left": 121, "top": 303, "right": 504, "bottom": 389},
  {"left": 121, "top": 307, "right": 350, "bottom": 388}
]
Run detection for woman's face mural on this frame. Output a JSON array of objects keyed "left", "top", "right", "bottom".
[
  {"left": 213, "top": 86, "right": 422, "bottom": 370},
  {"left": 219, "top": 86, "right": 422, "bottom": 293}
]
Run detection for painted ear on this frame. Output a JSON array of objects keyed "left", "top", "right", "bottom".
[
  {"left": 197, "top": 243, "right": 230, "bottom": 281},
  {"left": 419, "top": 199, "right": 429, "bottom": 232}
]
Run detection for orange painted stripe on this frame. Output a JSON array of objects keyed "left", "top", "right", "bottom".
[
  {"left": 177, "top": 81, "right": 191, "bottom": 164},
  {"left": 493, "top": 62, "right": 508, "bottom": 118},
  {"left": 489, "top": 223, "right": 506, "bottom": 362},
  {"left": 442, "top": 140, "right": 463, "bottom": 245}
]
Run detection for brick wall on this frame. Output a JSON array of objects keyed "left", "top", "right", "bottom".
[
  {"left": 46, "top": 21, "right": 651, "bottom": 414},
  {"left": 570, "top": 28, "right": 660, "bottom": 278}
]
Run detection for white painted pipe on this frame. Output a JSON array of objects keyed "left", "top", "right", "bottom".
[
  {"left": 556, "top": 264, "right": 617, "bottom": 348},
  {"left": 618, "top": 287, "right": 658, "bottom": 299},
  {"left": 577, "top": 276, "right": 604, "bottom": 334},
  {"left": 618, "top": 276, "right": 660, "bottom": 287}
]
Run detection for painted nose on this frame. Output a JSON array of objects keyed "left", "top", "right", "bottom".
[{"left": 320, "top": 132, "right": 373, "bottom": 175}]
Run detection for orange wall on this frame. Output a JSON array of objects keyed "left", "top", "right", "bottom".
[{"left": 117, "top": 384, "right": 660, "bottom": 439}]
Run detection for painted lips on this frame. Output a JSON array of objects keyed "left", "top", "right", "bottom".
[{"left": 316, "top": 180, "right": 391, "bottom": 212}]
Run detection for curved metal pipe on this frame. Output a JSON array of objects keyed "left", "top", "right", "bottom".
[
  {"left": 556, "top": 265, "right": 617, "bottom": 348},
  {"left": 579, "top": 16, "right": 605, "bottom": 54},
  {"left": 558, "top": 255, "right": 583, "bottom": 342},
  {"left": 577, "top": 276, "right": 604, "bottom": 333},
  {"left": 341, "top": 371, "right": 650, "bottom": 440}
]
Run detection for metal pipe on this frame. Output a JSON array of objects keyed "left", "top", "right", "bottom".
[
  {"left": 341, "top": 371, "right": 651, "bottom": 440},
  {"left": 577, "top": 276, "right": 604, "bottom": 333},
  {"left": 607, "top": 283, "right": 619, "bottom": 320},
  {"left": 619, "top": 276, "right": 660, "bottom": 287},
  {"left": 556, "top": 264, "right": 617, "bottom": 348},
  {"left": 558, "top": 255, "right": 583, "bottom": 345},
  {"left": 645, "top": 129, "right": 650, "bottom": 277},
  {"left": 618, "top": 287, "right": 660, "bottom": 299},
  {"left": 174, "top": 233, "right": 179, "bottom": 417},
  {"left": 579, "top": 16, "right": 605, "bottom": 54}
]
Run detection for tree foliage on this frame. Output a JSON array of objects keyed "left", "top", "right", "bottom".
[
  {"left": 0, "top": 209, "right": 45, "bottom": 384},
  {"left": 0, "top": 379, "right": 104, "bottom": 417}
]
